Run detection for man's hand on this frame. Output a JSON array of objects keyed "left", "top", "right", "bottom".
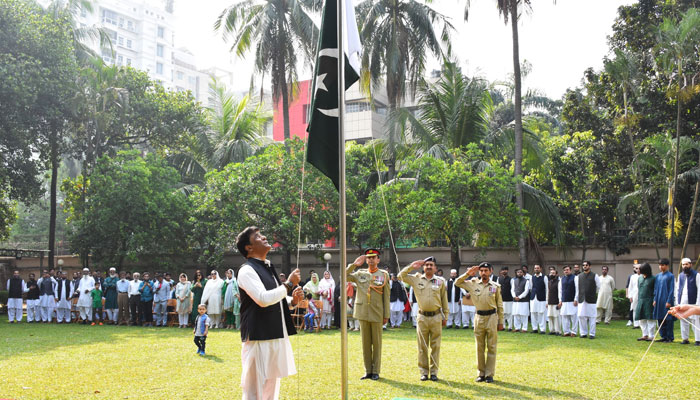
[
  {"left": 514, "top": 297, "right": 519, "bottom": 301},
  {"left": 465, "top": 293, "right": 471, "bottom": 299},
  {"left": 558, "top": 302, "right": 562, "bottom": 308},
  {"left": 497, "top": 324, "right": 504, "bottom": 331},
  {"left": 409, "top": 260, "right": 425, "bottom": 270},
  {"left": 670, "top": 304, "right": 699, "bottom": 320},
  {"left": 383, "top": 318, "right": 388, "bottom": 325},
  {"left": 353, "top": 255, "right": 366, "bottom": 267},
  {"left": 442, "top": 319, "right": 447, "bottom": 327},
  {"left": 291, "top": 287, "right": 304, "bottom": 306},
  {"left": 653, "top": 301, "right": 656, "bottom": 307},
  {"left": 665, "top": 302, "right": 671, "bottom": 309},
  {"left": 467, "top": 266, "right": 479, "bottom": 276},
  {"left": 288, "top": 268, "right": 301, "bottom": 286},
  {"left": 573, "top": 301, "right": 578, "bottom": 307}
]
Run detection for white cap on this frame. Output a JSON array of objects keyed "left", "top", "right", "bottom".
[
  {"left": 109, "top": 267, "right": 116, "bottom": 271},
  {"left": 681, "top": 258, "right": 692, "bottom": 264},
  {"left": 82, "top": 268, "right": 89, "bottom": 272},
  {"left": 450, "top": 269, "right": 457, "bottom": 274}
]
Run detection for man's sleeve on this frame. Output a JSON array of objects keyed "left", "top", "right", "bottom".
[
  {"left": 440, "top": 281, "right": 448, "bottom": 318},
  {"left": 398, "top": 265, "right": 416, "bottom": 287},
  {"left": 383, "top": 273, "right": 390, "bottom": 319},
  {"left": 238, "top": 265, "right": 287, "bottom": 308},
  {"left": 496, "top": 286, "right": 504, "bottom": 325},
  {"left": 346, "top": 264, "right": 358, "bottom": 283}
]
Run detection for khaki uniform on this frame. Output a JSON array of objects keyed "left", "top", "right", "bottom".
[
  {"left": 399, "top": 266, "right": 448, "bottom": 376},
  {"left": 455, "top": 274, "right": 504, "bottom": 378},
  {"left": 347, "top": 263, "right": 390, "bottom": 375}
]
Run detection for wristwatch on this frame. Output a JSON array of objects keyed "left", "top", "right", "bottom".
[{"left": 285, "top": 281, "right": 294, "bottom": 290}]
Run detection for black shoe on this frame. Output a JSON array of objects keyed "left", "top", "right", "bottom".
[
  {"left": 548, "top": 332, "right": 556, "bottom": 335},
  {"left": 371, "top": 374, "right": 379, "bottom": 380},
  {"left": 420, "top": 375, "right": 428, "bottom": 381},
  {"left": 462, "top": 326, "right": 468, "bottom": 329},
  {"left": 589, "top": 336, "right": 595, "bottom": 339},
  {"left": 580, "top": 335, "right": 588, "bottom": 338},
  {"left": 508, "top": 328, "right": 512, "bottom": 332},
  {"left": 531, "top": 330, "right": 538, "bottom": 334},
  {"left": 361, "top": 374, "right": 372, "bottom": 380},
  {"left": 485, "top": 376, "right": 494, "bottom": 383},
  {"left": 695, "top": 341, "right": 700, "bottom": 346},
  {"left": 430, "top": 375, "right": 438, "bottom": 381},
  {"left": 540, "top": 331, "right": 546, "bottom": 335},
  {"left": 475, "top": 376, "right": 485, "bottom": 382},
  {"left": 681, "top": 340, "right": 690, "bottom": 344}
]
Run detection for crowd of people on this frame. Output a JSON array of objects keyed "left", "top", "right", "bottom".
[
  {"left": 5, "top": 258, "right": 698, "bottom": 345},
  {"left": 5, "top": 267, "right": 241, "bottom": 329}
]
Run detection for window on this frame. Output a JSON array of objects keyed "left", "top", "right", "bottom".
[
  {"left": 156, "top": 62, "right": 163, "bottom": 74},
  {"left": 102, "top": 9, "right": 118, "bottom": 26},
  {"left": 106, "top": 29, "right": 117, "bottom": 41},
  {"left": 118, "top": 18, "right": 124, "bottom": 28},
  {"left": 80, "top": 8, "right": 87, "bottom": 18},
  {"left": 126, "top": 39, "right": 132, "bottom": 49},
  {"left": 157, "top": 26, "right": 164, "bottom": 38},
  {"left": 157, "top": 44, "right": 164, "bottom": 57},
  {"left": 117, "top": 55, "right": 123, "bottom": 65},
  {"left": 127, "top": 20, "right": 134, "bottom": 31},
  {"left": 176, "top": 71, "right": 184, "bottom": 80},
  {"left": 126, "top": 58, "right": 132, "bottom": 66},
  {"left": 188, "top": 76, "right": 196, "bottom": 85},
  {"left": 118, "top": 36, "right": 124, "bottom": 46},
  {"left": 101, "top": 48, "right": 113, "bottom": 63},
  {"left": 347, "top": 102, "right": 370, "bottom": 113}
]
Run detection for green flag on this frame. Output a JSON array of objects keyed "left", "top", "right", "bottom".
[{"left": 306, "top": 0, "right": 361, "bottom": 190}]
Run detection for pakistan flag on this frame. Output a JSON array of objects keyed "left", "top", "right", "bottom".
[{"left": 305, "top": 0, "right": 361, "bottom": 190}]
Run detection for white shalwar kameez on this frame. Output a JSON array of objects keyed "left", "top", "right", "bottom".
[
  {"left": 447, "top": 281, "right": 461, "bottom": 328},
  {"left": 409, "top": 286, "right": 418, "bottom": 327},
  {"left": 6, "top": 279, "right": 28, "bottom": 322},
  {"left": 56, "top": 280, "right": 74, "bottom": 323},
  {"left": 37, "top": 277, "right": 58, "bottom": 322},
  {"left": 460, "top": 288, "right": 476, "bottom": 328},
  {"left": 529, "top": 274, "right": 548, "bottom": 332},
  {"left": 627, "top": 273, "right": 640, "bottom": 327},
  {"left": 238, "top": 264, "right": 296, "bottom": 400},
  {"left": 77, "top": 276, "right": 95, "bottom": 321},
  {"left": 511, "top": 279, "right": 531, "bottom": 331},
  {"left": 576, "top": 274, "right": 600, "bottom": 337}
]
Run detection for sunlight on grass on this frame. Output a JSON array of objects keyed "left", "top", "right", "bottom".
[{"left": 0, "top": 321, "right": 696, "bottom": 399}]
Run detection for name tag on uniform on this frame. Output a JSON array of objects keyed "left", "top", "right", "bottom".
[{"left": 489, "top": 286, "right": 497, "bottom": 294}]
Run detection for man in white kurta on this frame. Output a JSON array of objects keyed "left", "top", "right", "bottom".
[
  {"left": 596, "top": 266, "right": 615, "bottom": 324},
  {"left": 37, "top": 271, "right": 58, "bottom": 323},
  {"left": 236, "top": 227, "right": 304, "bottom": 400},
  {"left": 77, "top": 268, "right": 95, "bottom": 323},
  {"left": 529, "top": 265, "right": 548, "bottom": 333},
  {"left": 55, "top": 271, "right": 74, "bottom": 323},
  {"left": 559, "top": 266, "right": 578, "bottom": 336},
  {"left": 460, "top": 288, "right": 476, "bottom": 329},
  {"left": 446, "top": 269, "right": 461, "bottom": 328},
  {"left": 576, "top": 262, "right": 600, "bottom": 338},
  {"left": 6, "top": 270, "right": 28, "bottom": 323},
  {"left": 626, "top": 265, "right": 640, "bottom": 327},
  {"left": 511, "top": 269, "right": 531, "bottom": 332},
  {"left": 676, "top": 258, "right": 700, "bottom": 345}
]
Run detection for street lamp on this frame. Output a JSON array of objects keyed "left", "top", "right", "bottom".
[
  {"left": 57, "top": 258, "right": 64, "bottom": 272},
  {"left": 324, "top": 253, "right": 331, "bottom": 271}
]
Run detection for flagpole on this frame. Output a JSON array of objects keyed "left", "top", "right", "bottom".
[{"left": 336, "top": 0, "right": 348, "bottom": 397}]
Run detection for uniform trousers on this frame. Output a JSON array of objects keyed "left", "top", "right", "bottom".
[
  {"left": 117, "top": 293, "right": 130, "bottom": 324},
  {"left": 416, "top": 313, "right": 442, "bottom": 376},
  {"left": 474, "top": 313, "right": 498, "bottom": 378},
  {"left": 359, "top": 320, "right": 383, "bottom": 375},
  {"left": 26, "top": 300, "right": 40, "bottom": 322},
  {"left": 680, "top": 315, "right": 700, "bottom": 341}
]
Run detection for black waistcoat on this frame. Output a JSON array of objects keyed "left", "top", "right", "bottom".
[
  {"left": 8, "top": 277, "right": 23, "bottom": 298},
  {"left": 40, "top": 278, "right": 55, "bottom": 296},
  {"left": 26, "top": 279, "right": 40, "bottom": 300},
  {"left": 240, "top": 258, "right": 297, "bottom": 342},
  {"left": 548, "top": 277, "right": 560, "bottom": 305},
  {"left": 57, "top": 279, "right": 71, "bottom": 300},
  {"left": 513, "top": 277, "right": 529, "bottom": 302},
  {"left": 498, "top": 276, "right": 513, "bottom": 301},
  {"left": 578, "top": 272, "right": 597, "bottom": 304}
]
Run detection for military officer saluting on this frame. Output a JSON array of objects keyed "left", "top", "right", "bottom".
[
  {"left": 347, "top": 248, "right": 390, "bottom": 380},
  {"left": 398, "top": 256, "right": 448, "bottom": 381},
  {"left": 455, "top": 262, "right": 504, "bottom": 383}
]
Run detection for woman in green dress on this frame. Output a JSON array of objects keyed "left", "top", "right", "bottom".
[
  {"left": 635, "top": 262, "right": 656, "bottom": 342},
  {"left": 189, "top": 269, "right": 207, "bottom": 325},
  {"left": 303, "top": 272, "right": 320, "bottom": 300},
  {"left": 223, "top": 268, "right": 241, "bottom": 329}
]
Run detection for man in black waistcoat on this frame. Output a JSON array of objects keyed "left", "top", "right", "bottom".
[
  {"left": 7, "top": 270, "right": 28, "bottom": 323},
  {"left": 498, "top": 267, "right": 513, "bottom": 331},
  {"left": 26, "top": 273, "right": 41, "bottom": 323},
  {"left": 236, "top": 226, "right": 304, "bottom": 400}
]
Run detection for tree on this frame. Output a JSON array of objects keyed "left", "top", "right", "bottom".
[
  {"left": 62, "top": 151, "right": 192, "bottom": 269},
  {"left": 215, "top": 0, "right": 320, "bottom": 140},
  {"left": 356, "top": 0, "right": 453, "bottom": 178},
  {"left": 190, "top": 139, "right": 337, "bottom": 273},
  {"left": 654, "top": 7, "right": 700, "bottom": 268},
  {"left": 169, "top": 78, "right": 269, "bottom": 191}
]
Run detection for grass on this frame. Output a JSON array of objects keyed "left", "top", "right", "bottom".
[{"left": 0, "top": 318, "right": 697, "bottom": 400}]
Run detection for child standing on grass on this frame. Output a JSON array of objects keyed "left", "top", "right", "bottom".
[
  {"left": 304, "top": 293, "right": 318, "bottom": 332},
  {"left": 193, "top": 304, "right": 210, "bottom": 356},
  {"left": 91, "top": 281, "right": 104, "bottom": 326}
]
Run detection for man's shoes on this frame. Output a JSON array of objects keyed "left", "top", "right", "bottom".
[
  {"left": 653, "top": 338, "right": 667, "bottom": 343},
  {"left": 540, "top": 331, "right": 546, "bottom": 335},
  {"left": 531, "top": 330, "right": 538, "bottom": 334},
  {"left": 371, "top": 374, "right": 379, "bottom": 380},
  {"left": 475, "top": 376, "right": 485, "bottom": 382},
  {"left": 548, "top": 332, "right": 556, "bottom": 335},
  {"left": 462, "top": 326, "right": 468, "bottom": 329},
  {"left": 589, "top": 335, "right": 595, "bottom": 339},
  {"left": 681, "top": 340, "right": 690, "bottom": 344},
  {"left": 508, "top": 328, "right": 512, "bottom": 332},
  {"left": 430, "top": 375, "right": 438, "bottom": 381},
  {"left": 695, "top": 341, "right": 700, "bottom": 346},
  {"left": 420, "top": 375, "right": 428, "bottom": 381},
  {"left": 580, "top": 335, "right": 588, "bottom": 339},
  {"left": 626, "top": 321, "right": 632, "bottom": 327},
  {"left": 445, "top": 325, "right": 452, "bottom": 329},
  {"left": 637, "top": 337, "right": 647, "bottom": 341},
  {"left": 361, "top": 374, "right": 372, "bottom": 380},
  {"left": 484, "top": 376, "right": 494, "bottom": 383},
  {"left": 99, "top": 322, "right": 103, "bottom": 326},
  {"left": 90, "top": 322, "right": 95, "bottom": 326}
]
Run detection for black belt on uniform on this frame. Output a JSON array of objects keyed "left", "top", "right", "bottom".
[
  {"left": 419, "top": 310, "right": 440, "bottom": 317},
  {"left": 476, "top": 309, "right": 497, "bottom": 316}
]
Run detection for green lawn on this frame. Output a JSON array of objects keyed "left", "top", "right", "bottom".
[{"left": 0, "top": 319, "right": 696, "bottom": 399}]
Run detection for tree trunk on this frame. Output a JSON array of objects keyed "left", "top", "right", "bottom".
[
  {"left": 48, "top": 130, "right": 58, "bottom": 269},
  {"left": 668, "top": 88, "right": 682, "bottom": 273},
  {"left": 510, "top": 1, "right": 526, "bottom": 266},
  {"left": 450, "top": 243, "right": 461, "bottom": 271},
  {"left": 281, "top": 81, "right": 291, "bottom": 140},
  {"left": 579, "top": 210, "right": 587, "bottom": 263},
  {"left": 680, "top": 180, "right": 699, "bottom": 262}
]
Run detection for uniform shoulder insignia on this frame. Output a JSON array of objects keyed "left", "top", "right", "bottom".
[
  {"left": 435, "top": 276, "right": 446, "bottom": 282},
  {"left": 491, "top": 281, "right": 501, "bottom": 287}
]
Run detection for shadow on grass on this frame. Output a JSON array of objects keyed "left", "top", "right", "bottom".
[{"left": 200, "top": 354, "right": 224, "bottom": 363}]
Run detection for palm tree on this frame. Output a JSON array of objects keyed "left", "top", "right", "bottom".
[
  {"left": 215, "top": 0, "right": 320, "bottom": 140},
  {"left": 464, "top": 0, "right": 555, "bottom": 265},
  {"left": 40, "top": 0, "right": 112, "bottom": 269},
  {"left": 654, "top": 7, "right": 700, "bottom": 268},
  {"left": 170, "top": 78, "right": 269, "bottom": 191},
  {"left": 356, "top": 0, "right": 453, "bottom": 178}
]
